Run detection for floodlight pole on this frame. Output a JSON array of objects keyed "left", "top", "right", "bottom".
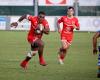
[
  {"left": 34, "top": 0, "right": 38, "bottom": 16},
  {"left": 73, "top": 0, "right": 79, "bottom": 16}
]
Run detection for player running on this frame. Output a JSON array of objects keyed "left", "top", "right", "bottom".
[
  {"left": 93, "top": 31, "right": 100, "bottom": 78},
  {"left": 93, "top": 31, "right": 100, "bottom": 54},
  {"left": 57, "top": 7, "right": 80, "bottom": 64},
  {"left": 11, "top": 11, "right": 50, "bottom": 68}
]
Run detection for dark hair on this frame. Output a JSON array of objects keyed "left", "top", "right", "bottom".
[
  {"left": 38, "top": 11, "right": 45, "bottom": 15},
  {"left": 67, "top": 6, "right": 75, "bottom": 11}
]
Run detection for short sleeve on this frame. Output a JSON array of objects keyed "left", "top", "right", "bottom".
[
  {"left": 26, "top": 14, "right": 33, "bottom": 21},
  {"left": 43, "top": 20, "right": 49, "bottom": 28},
  {"left": 57, "top": 16, "right": 63, "bottom": 24}
]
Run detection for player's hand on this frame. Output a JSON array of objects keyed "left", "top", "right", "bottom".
[
  {"left": 35, "top": 29, "right": 42, "bottom": 35},
  {"left": 35, "top": 25, "right": 43, "bottom": 35},
  {"left": 72, "top": 22, "right": 79, "bottom": 30},
  {"left": 58, "top": 29, "right": 61, "bottom": 34},
  {"left": 43, "top": 27, "right": 49, "bottom": 34},
  {"left": 93, "top": 49, "right": 97, "bottom": 55},
  {"left": 11, "top": 22, "right": 18, "bottom": 28},
  {"left": 72, "top": 21, "right": 76, "bottom": 29},
  {"left": 39, "top": 24, "right": 44, "bottom": 31}
]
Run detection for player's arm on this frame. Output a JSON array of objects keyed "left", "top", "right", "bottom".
[
  {"left": 72, "top": 23, "right": 79, "bottom": 30},
  {"left": 11, "top": 14, "right": 27, "bottom": 28},
  {"left": 72, "top": 18, "right": 80, "bottom": 30},
  {"left": 93, "top": 32, "right": 100, "bottom": 55},
  {"left": 57, "top": 17, "right": 63, "bottom": 33},
  {"left": 43, "top": 21, "right": 50, "bottom": 34},
  {"left": 43, "top": 26, "right": 50, "bottom": 34}
]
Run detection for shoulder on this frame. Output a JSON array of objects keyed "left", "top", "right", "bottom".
[
  {"left": 61, "top": 16, "right": 66, "bottom": 19},
  {"left": 58, "top": 16, "right": 66, "bottom": 20},
  {"left": 72, "top": 17, "right": 79, "bottom": 22},
  {"left": 42, "top": 19, "right": 49, "bottom": 27},
  {"left": 43, "top": 19, "right": 48, "bottom": 23},
  {"left": 73, "top": 16, "right": 79, "bottom": 20},
  {"left": 30, "top": 16, "right": 37, "bottom": 19},
  {"left": 27, "top": 15, "right": 37, "bottom": 20}
]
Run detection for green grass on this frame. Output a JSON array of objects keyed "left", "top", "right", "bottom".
[{"left": 0, "top": 31, "right": 99, "bottom": 80}]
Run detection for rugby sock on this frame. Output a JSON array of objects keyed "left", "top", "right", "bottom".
[
  {"left": 38, "top": 54, "right": 46, "bottom": 65},
  {"left": 20, "top": 52, "right": 32, "bottom": 68},
  {"left": 21, "top": 57, "right": 31, "bottom": 66},
  {"left": 25, "top": 56, "right": 31, "bottom": 62},
  {"left": 25, "top": 50, "right": 38, "bottom": 62},
  {"left": 38, "top": 45, "right": 46, "bottom": 65},
  {"left": 60, "top": 53, "right": 65, "bottom": 60},
  {"left": 39, "top": 54, "right": 44, "bottom": 62},
  {"left": 59, "top": 48, "right": 66, "bottom": 60}
]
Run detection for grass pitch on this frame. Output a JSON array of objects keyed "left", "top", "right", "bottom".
[{"left": 0, "top": 31, "right": 99, "bottom": 80}]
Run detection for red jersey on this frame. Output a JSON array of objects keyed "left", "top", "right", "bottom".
[
  {"left": 58, "top": 16, "right": 79, "bottom": 35},
  {"left": 58, "top": 16, "right": 80, "bottom": 44},
  {"left": 27, "top": 15, "right": 49, "bottom": 43}
]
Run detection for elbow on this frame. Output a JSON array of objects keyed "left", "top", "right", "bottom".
[
  {"left": 76, "top": 27, "right": 80, "bottom": 30},
  {"left": 44, "top": 31, "right": 49, "bottom": 35},
  {"left": 43, "top": 28, "right": 50, "bottom": 35},
  {"left": 46, "top": 31, "right": 50, "bottom": 34},
  {"left": 76, "top": 28, "right": 79, "bottom": 30}
]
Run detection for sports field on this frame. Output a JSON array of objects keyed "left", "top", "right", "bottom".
[{"left": 0, "top": 31, "right": 99, "bottom": 80}]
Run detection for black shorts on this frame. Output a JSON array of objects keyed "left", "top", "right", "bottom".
[{"left": 31, "top": 42, "right": 39, "bottom": 51}]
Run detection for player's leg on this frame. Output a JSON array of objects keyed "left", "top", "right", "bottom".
[
  {"left": 61, "top": 40, "right": 70, "bottom": 58},
  {"left": 58, "top": 40, "right": 71, "bottom": 64},
  {"left": 20, "top": 41, "right": 39, "bottom": 69},
  {"left": 35, "top": 39, "right": 47, "bottom": 66}
]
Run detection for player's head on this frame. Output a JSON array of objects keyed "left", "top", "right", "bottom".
[
  {"left": 67, "top": 7, "right": 75, "bottom": 16},
  {"left": 38, "top": 11, "right": 46, "bottom": 23}
]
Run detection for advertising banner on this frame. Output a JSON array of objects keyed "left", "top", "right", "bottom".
[
  {"left": 0, "top": 17, "right": 6, "bottom": 30},
  {"left": 39, "top": 0, "right": 100, "bottom": 6},
  {"left": 39, "top": 0, "right": 74, "bottom": 6},
  {"left": 9, "top": 16, "right": 100, "bottom": 32}
]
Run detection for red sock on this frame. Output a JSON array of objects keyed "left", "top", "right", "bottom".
[
  {"left": 60, "top": 54, "right": 65, "bottom": 60},
  {"left": 21, "top": 56, "right": 31, "bottom": 65},
  {"left": 39, "top": 55, "right": 45, "bottom": 63},
  {"left": 20, "top": 60, "right": 28, "bottom": 68},
  {"left": 21, "top": 60, "right": 28, "bottom": 64}
]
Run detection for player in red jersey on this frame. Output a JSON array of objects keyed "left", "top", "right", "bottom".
[
  {"left": 57, "top": 7, "right": 80, "bottom": 64},
  {"left": 11, "top": 11, "right": 50, "bottom": 68}
]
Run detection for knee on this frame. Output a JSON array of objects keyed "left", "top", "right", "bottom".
[
  {"left": 62, "top": 43, "right": 70, "bottom": 49},
  {"left": 39, "top": 40, "right": 44, "bottom": 47},
  {"left": 60, "top": 48, "right": 66, "bottom": 53},
  {"left": 31, "top": 42, "right": 39, "bottom": 49},
  {"left": 62, "top": 45, "right": 68, "bottom": 50}
]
